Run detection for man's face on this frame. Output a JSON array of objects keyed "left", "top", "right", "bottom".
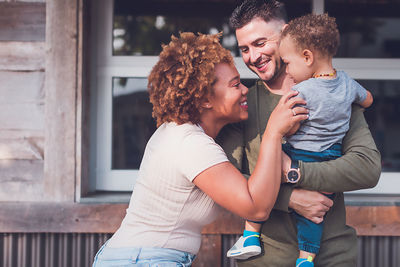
[{"left": 236, "top": 18, "right": 285, "bottom": 82}]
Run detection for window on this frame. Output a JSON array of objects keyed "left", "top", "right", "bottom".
[
  {"left": 326, "top": 0, "right": 400, "bottom": 58},
  {"left": 324, "top": 0, "right": 400, "bottom": 194},
  {"left": 90, "top": 0, "right": 400, "bottom": 193}
]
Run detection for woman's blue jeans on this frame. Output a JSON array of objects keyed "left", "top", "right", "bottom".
[{"left": 92, "top": 241, "right": 196, "bottom": 267}]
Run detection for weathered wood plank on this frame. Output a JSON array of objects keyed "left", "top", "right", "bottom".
[
  {"left": 0, "top": 159, "right": 44, "bottom": 202},
  {"left": 44, "top": 0, "right": 79, "bottom": 201},
  {"left": 0, "top": 102, "right": 44, "bottom": 130},
  {"left": 0, "top": 71, "right": 44, "bottom": 103},
  {"left": 0, "top": 71, "right": 45, "bottom": 159},
  {"left": 0, "top": 203, "right": 399, "bottom": 236},
  {"left": 0, "top": 159, "right": 43, "bottom": 182},
  {"left": 193, "top": 234, "right": 222, "bottom": 267},
  {"left": 0, "top": 42, "right": 45, "bottom": 71},
  {"left": 0, "top": 2, "right": 45, "bottom": 41},
  {"left": 0, "top": 130, "right": 44, "bottom": 160}
]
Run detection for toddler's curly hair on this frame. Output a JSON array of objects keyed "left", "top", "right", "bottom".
[
  {"left": 148, "top": 32, "right": 234, "bottom": 126},
  {"left": 281, "top": 13, "right": 340, "bottom": 57}
]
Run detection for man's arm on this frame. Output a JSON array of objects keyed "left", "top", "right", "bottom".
[
  {"left": 297, "top": 105, "right": 381, "bottom": 192},
  {"left": 285, "top": 105, "right": 380, "bottom": 223}
]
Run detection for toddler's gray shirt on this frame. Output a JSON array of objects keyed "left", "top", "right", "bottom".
[{"left": 286, "top": 71, "right": 368, "bottom": 152}]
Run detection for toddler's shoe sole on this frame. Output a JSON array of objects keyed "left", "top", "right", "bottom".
[{"left": 227, "top": 245, "right": 261, "bottom": 260}]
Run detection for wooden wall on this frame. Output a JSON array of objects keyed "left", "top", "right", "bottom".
[
  {"left": 0, "top": 0, "right": 86, "bottom": 202},
  {"left": 0, "top": 1, "right": 46, "bottom": 202}
]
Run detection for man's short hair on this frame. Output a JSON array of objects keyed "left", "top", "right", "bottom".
[
  {"left": 281, "top": 13, "right": 340, "bottom": 58},
  {"left": 229, "top": 0, "right": 287, "bottom": 30}
]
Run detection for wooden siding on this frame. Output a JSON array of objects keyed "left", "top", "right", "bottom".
[
  {"left": 0, "top": 160, "right": 44, "bottom": 202},
  {"left": 0, "top": 42, "right": 45, "bottom": 71},
  {"left": 0, "top": 44, "right": 45, "bottom": 202},
  {"left": 0, "top": 0, "right": 81, "bottom": 202},
  {"left": 0, "top": 2, "right": 45, "bottom": 42}
]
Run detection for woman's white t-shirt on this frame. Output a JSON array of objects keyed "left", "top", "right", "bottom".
[{"left": 107, "top": 122, "right": 229, "bottom": 254}]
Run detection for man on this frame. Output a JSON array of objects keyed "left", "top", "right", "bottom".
[{"left": 216, "top": 0, "right": 381, "bottom": 266}]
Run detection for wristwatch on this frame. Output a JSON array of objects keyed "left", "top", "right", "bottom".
[{"left": 285, "top": 159, "right": 300, "bottom": 183}]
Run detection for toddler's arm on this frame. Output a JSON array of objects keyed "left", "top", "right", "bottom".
[{"left": 360, "top": 90, "right": 373, "bottom": 108}]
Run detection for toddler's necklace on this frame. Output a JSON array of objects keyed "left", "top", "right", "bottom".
[{"left": 313, "top": 69, "right": 337, "bottom": 78}]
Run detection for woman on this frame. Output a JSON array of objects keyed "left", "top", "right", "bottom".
[{"left": 93, "top": 32, "right": 307, "bottom": 266}]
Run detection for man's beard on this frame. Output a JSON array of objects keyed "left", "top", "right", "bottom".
[{"left": 264, "top": 58, "right": 285, "bottom": 84}]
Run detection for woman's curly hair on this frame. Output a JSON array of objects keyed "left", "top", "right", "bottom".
[
  {"left": 281, "top": 13, "right": 340, "bottom": 58},
  {"left": 148, "top": 32, "right": 234, "bottom": 126}
]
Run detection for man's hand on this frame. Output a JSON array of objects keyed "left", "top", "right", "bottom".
[{"left": 289, "top": 189, "right": 333, "bottom": 224}]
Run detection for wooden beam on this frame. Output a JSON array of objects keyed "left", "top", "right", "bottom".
[
  {"left": 44, "top": 0, "right": 79, "bottom": 201},
  {"left": 0, "top": 2, "right": 45, "bottom": 42},
  {"left": 0, "top": 202, "right": 127, "bottom": 233},
  {"left": 346, "top": 206, "right": 400, "bottom": 236},
  {"left": 0, "top": 203, "right": 400, "bottom": 237}
]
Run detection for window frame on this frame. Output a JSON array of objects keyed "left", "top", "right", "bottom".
[{"left": 90, "top": 0, "right": 400, "bottom": 193}]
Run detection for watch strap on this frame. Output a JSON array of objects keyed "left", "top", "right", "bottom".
[{"left": 291, "top": 159, "right": 299, "bottom": 169}]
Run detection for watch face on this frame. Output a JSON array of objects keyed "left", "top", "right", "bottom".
[{"left": 287, "top": 170, "right": 299, "bottom": 182}]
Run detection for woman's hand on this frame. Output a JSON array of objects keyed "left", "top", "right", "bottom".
[{"left": 267, "top": 90, "right": 308, "bottom": 137}]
